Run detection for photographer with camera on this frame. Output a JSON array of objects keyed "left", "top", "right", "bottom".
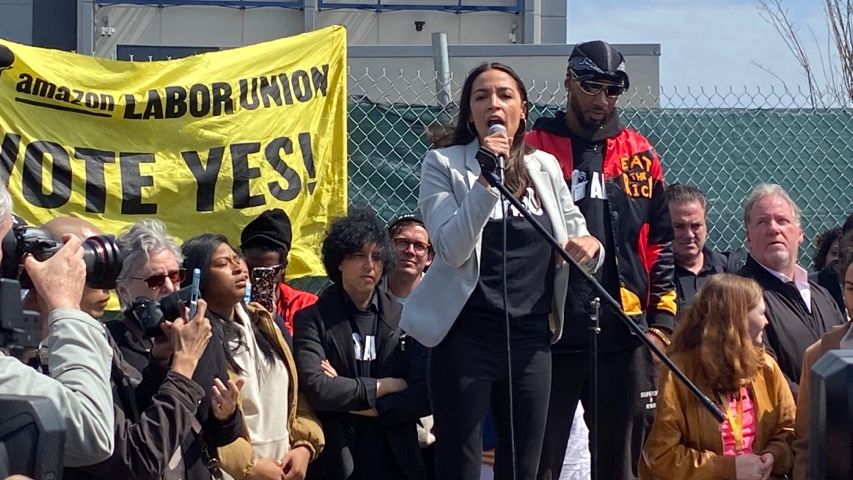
[
  {"left": 104, "top": 219, "right": 243, "bottom": 479},
  {"left": 32, "top": 215, "right": 219, "bottom": 479},
  {"left": 0, "top": 188, "right": 115, "bottom": 467}
]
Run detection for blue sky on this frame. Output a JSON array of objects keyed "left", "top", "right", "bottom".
[{"left": 567, "top": 0, "right": 826, "bottom": 90}]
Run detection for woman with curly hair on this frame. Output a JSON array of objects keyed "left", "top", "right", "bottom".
[
  {"left": 294, "top": 207, "right": 431, "bottom": 480},
  {"left": 641, "top": 274, "right": 795, "bottom": 480}
]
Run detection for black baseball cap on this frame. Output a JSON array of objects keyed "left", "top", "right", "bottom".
[
  {"left": 568, "top": 40, "right": 630, "bottom": 89},
  {"left": 240, "top": 208, "right": 293, "bottom": 251}
]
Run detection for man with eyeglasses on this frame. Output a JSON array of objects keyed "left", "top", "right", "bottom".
[
  {"left": 384, "top": 215, "right": 433, "bottom": 303},
  {"left": 383, "top": 215, "right": 436, "bottom": 478},
  {"left": 527, "top": 40, "right": 676, "bottom": 480},
  {"left": 240, "top": 208, "right": 318, "bottom": 337}
]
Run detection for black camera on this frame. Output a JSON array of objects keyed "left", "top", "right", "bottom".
[
  {"left": 0, "top": 278, "right": 41, "bottom": 351},
  {"left": 127, "top": 286, "right": 193, "bottom": 338},
  {"left": 1, "top": 224, "right": 124, "bottom": 289}
]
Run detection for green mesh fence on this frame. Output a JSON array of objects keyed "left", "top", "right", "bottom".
[{"left": 291, "top": 82, "right": 853, "bottom": 293}]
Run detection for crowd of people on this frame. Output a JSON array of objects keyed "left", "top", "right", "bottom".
[{"left": 1, "top": 39, "right": 852, "bottom": 480}]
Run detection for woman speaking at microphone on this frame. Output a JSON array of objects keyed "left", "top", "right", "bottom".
[{"left": 401, "top": 63, "right": 603, "bottom": 480}]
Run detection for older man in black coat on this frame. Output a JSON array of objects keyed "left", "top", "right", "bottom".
[{"left": 738, "top": 184, "right": 846, "bottom": 399}]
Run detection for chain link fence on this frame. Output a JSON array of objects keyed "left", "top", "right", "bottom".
[{"left": 292, "top": 69, "right": 853, "bottom": 291}]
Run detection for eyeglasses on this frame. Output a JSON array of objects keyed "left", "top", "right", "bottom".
[
  {"left": 571, "top": 71, "right": 625, "bottom": 98},
  {"left": 132, "top": 269, "right": 186, "bottom": 289},
  {"left": 393, "top": 238, "right": 430, "bottom": 256}
]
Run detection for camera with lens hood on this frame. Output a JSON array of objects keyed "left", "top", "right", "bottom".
[{"left": 0, "top": 224, "right": 124, "bottom": 290}]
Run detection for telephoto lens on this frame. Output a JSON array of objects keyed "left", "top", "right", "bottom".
[{"left": 1, "top": 225, "right": 125, "bottom": 289}]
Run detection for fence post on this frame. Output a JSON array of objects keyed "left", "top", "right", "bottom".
[
  {"left": 77, "top": 0, "right": 95, "bottom": 55},
  {"left": 432, "top": 32, "right": 451, "bottom": 107}
]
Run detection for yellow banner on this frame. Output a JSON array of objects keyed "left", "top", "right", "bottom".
[{"left": 0, "top": 26, "right": 347, "bottom": 279}]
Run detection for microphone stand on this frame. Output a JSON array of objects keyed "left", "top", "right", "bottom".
[
  {"left": 478, "top": 169, "right": 726, "bottom": 433},
  {"left": 588, "top": 296, "right": 600, "bottom": 480}
]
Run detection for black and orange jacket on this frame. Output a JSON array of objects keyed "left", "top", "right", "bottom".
[{"left": 527, "top": 111, "right": 677, "bottom": 334}]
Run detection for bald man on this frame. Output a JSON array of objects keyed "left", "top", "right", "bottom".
[{"left": 43, "top": 217, "right": 111, "bottom": 319}]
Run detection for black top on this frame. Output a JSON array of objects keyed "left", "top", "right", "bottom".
[
  {"left": 738, "top": 255, "right": 846, "bottom": 398},
  {"left": 556, "top": 124, "right": 622, "bottom": 353},
  {"left": 461, "top": 202, "right": 554, "bottom": 337},
  {"left": 343, "top": 290, "right": 379, "bottom": 377},
  {"left": 103, "top": 317, "right": 243, "bottom": 479},
  {"left": 673, "top": 247, "right": 746, "bottom": 320},
  {"left": 809, "top": 266, "right": 847, "bottom": 318},
  {"left": 294, "top": 283, "right": 430, "bottom": 480}
]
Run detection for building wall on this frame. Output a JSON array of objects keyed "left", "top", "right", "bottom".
[
  {"left": 316, "top": 9, "right": 519, "bottom": 46},
  {"left": 91, "top": 4, "right": 531, "bottom": 57},
  {"left": 349, "top": 44, "right": 661, "bottom": 107},
  {"left": 93, "top": 5, "right": 305, "bottom": 57},
  {"left": 0, "top": 0, "right": 34, "bottom": 44}
]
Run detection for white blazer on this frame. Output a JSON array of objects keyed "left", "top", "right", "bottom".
[{"left": 401, "top": 139, "right": 604, "bottom": 347}]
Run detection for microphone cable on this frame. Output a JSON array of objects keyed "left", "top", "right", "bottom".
[{"left": 500, "top": 163, "right": 518, "bottom": 480}]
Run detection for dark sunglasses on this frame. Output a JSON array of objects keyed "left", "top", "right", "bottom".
[
  {"left": 133, "top": 269, "right": 186, "bottom": 289},
  {"left": 571, "top": 71, "right": 625, "bottom": 98}
]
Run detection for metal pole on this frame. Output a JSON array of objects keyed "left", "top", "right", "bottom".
[
  {"left": 588, "top": 296, "right": 601, "bottom": 480},
  {"left": 431, "top": 32, "right": 451, "bottom": 107},
  {"left": 77, "top": 0, "right": 95, "bottom": 55},
  {"left": 303, "top": 0, "right": 317, "bottom": 33}
]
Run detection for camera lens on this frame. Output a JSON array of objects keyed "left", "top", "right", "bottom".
[{"left": 81, "top": 235, "right": 125, "bottom": 289}]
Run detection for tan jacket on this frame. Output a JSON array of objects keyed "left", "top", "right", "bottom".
[
  {"left": 640, "top": 351, "right": 795, "bottom": 480},
  {"left": 218, "top": 303, "right": 325, "bottom": 479},
  {"left": 792, "top": 323, "right": 850, "bottom": 480}
]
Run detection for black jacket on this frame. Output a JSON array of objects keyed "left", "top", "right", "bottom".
[
  {"left": 71, "top": 317, "right": 244, "bottom": 479},
  {"left": 294, "top": 283, "right": 430, "bottom": 480},
  {"left": 809, "top": 266, "right": 847, "bottom": 318},
  {"left": 65, "top": 335, "right": 206, "bottom": 479},
  {"left": 739, "top": 255, "right": 846, "bottom": 398},
  {"left": 528, "top": 111, "right": 676, "bottom": 351},
  {"left": 674, "top": 247, "right": 747, "bottom": 318}
]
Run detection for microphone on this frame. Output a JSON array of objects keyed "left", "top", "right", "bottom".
[
  {"left": 475, "top": 123, "right": 507, "bottom": 182},
  {"left": 0, "top": 45, "right": 14, "bottom": 69},
  {"left": 487, "top": 123, "right": 507, "bottom": 182}
]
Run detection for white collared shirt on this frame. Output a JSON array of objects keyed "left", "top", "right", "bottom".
[{"left": 757, "top": 261, "right": 812, "bottom": 312}]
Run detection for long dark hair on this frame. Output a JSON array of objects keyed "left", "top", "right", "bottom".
[
  {"left": 182, "top": 233, "right": 286, "bottom": 373},
  {"left": 432, "top": 62, "right": 534, "bottom": 198}
]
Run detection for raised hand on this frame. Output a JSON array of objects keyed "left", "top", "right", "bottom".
[{"left": 211, "top": 377, "right": 245, "bottom": 421}]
